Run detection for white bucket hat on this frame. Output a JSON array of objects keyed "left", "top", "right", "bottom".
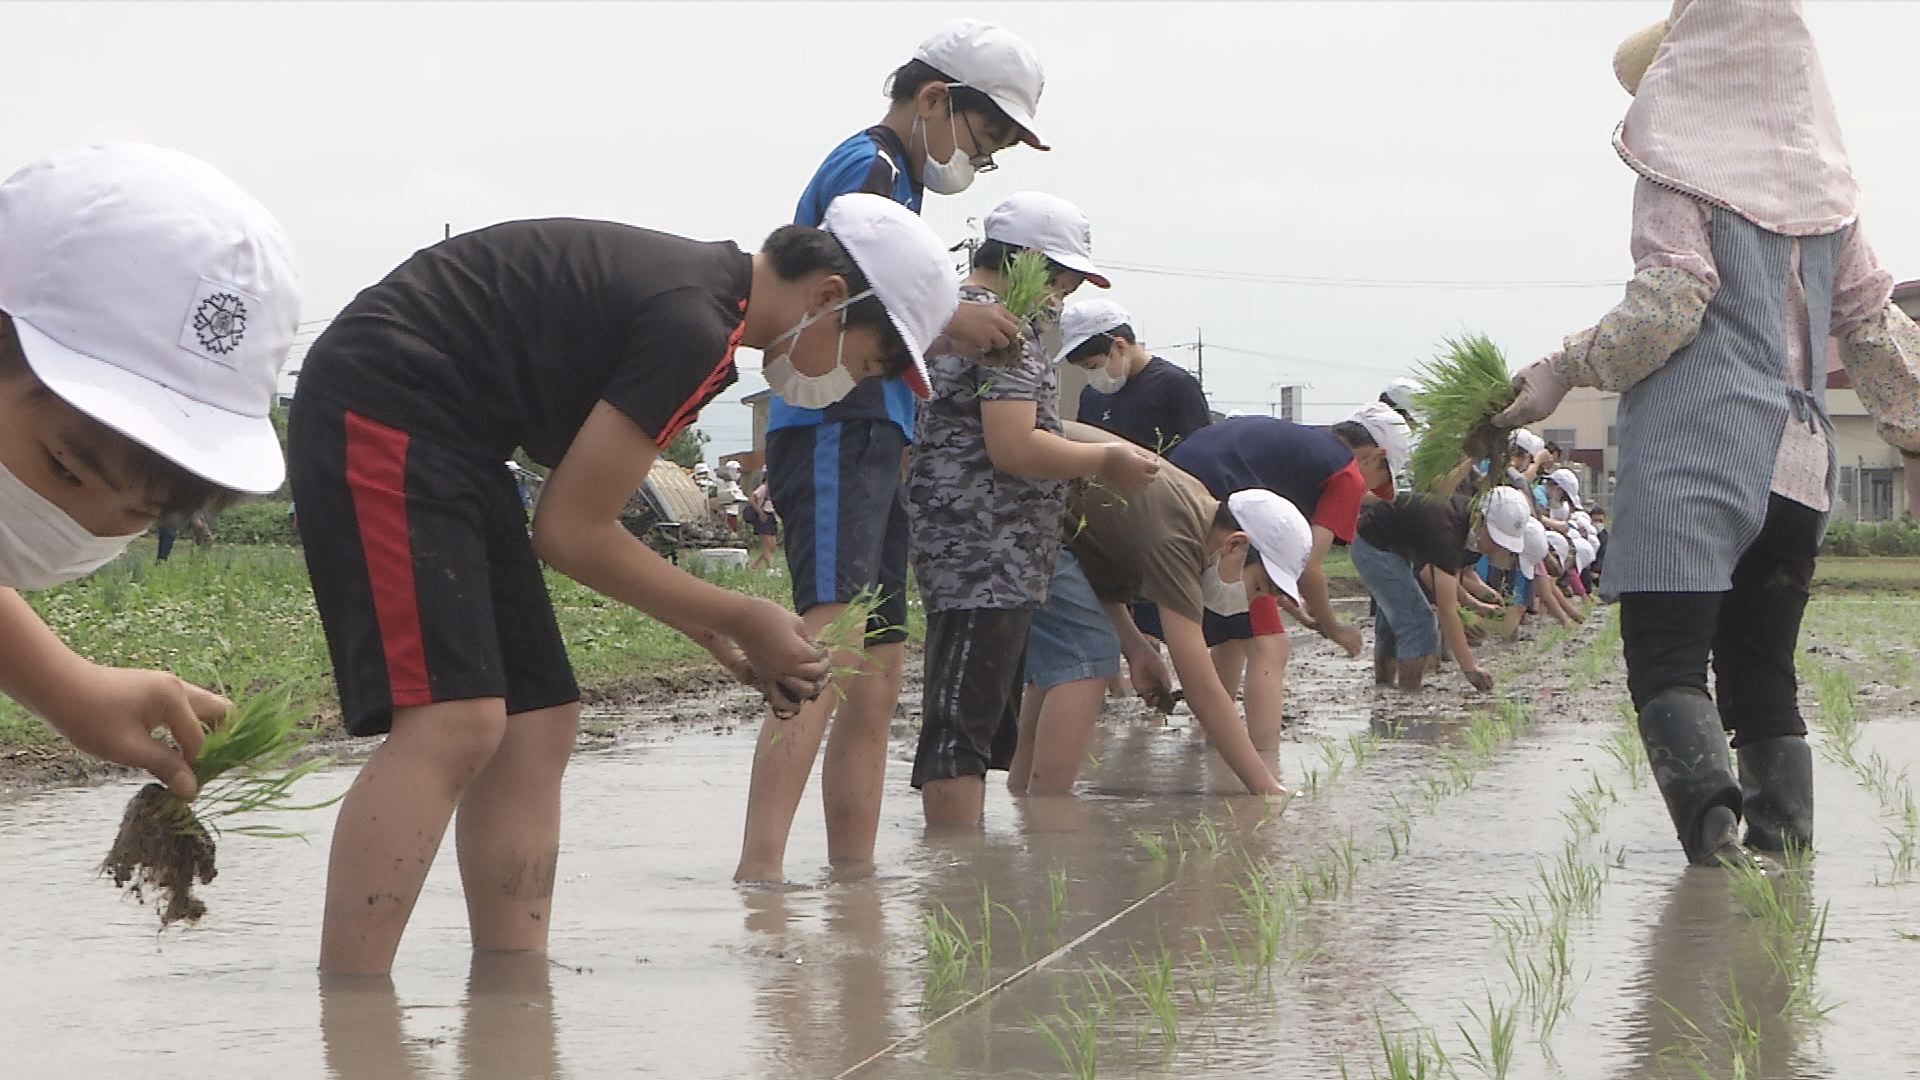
[
  {"left": 1518, "top": 519, "right": 1551, "bottom": 580},
  {"left": 1546, "top": 530, "right": 1571, "bottom": 564},
  {"left": 821, "top": 194, "right": 961, "bottom": 401},
  {"left": 1054, "top": 299, "right": 1131, "bottom": 364},
  {"left": 983, "top": 192, "right": 1109, "bottom": 288},
  {"left": 1481, "top": 486, "right": 1531, "bottom": 554},
  {"left": 913, "top": 19, "right": 1049, "bottom": 150},
  {"left": 1572, "top": 534, "right": 1597, "bottom": 573},
  {"left": 0, "top": 143, "right": 299, "bottom": 495},
  {"left": 1545, "top": 467, "right": 1583, "bottom": 509},
  {"left": 1380, "top": 377, "right": 1421, "bottom": 416},
  {"left": 1510, "top": 428, "right": 1545, "bottom": 457},
  {"left": 1345, "top": 402, "right": 1412, "bottom": 486},
  {"left": 1226, "top": 490, "right": 1309, "bottom": 605}
]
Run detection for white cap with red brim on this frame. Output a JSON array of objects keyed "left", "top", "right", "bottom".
[
  {"left": 1226, "top": 489, "right": 1310, "bottom": 605},
  {"left": 822, "top": 193, "right": 960, "bottom": 402}
]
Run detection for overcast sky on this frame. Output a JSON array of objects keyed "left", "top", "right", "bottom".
[{"left": 6, "top": 1, "right": 1915, "bottom": 459}]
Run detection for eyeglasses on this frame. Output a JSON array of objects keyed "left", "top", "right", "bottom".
[{"left": 948, "top": 89, "right": 999, "bottom": 174}]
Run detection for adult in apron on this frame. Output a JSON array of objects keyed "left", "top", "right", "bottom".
[{"left": 1497, "top": 0, "right": 1920, "bottom": 866}]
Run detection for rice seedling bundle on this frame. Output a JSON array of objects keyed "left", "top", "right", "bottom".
[
  {"left": 1406, "top": 333, "right": 1518, "bottom": 494},
  {"left": 980, "top": 250, "right": 1058, "bottom": 369},
  {"left": 101, "top": 693, "right": 336, "bottom": 926}
]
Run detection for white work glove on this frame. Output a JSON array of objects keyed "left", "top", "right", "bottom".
[{"left": 1493, "top": 358, "right": 1573, "bottom": 428}]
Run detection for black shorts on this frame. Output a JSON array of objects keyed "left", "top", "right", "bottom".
[
  {"left": 745, "top": 506, "right": 779, "bottom": 537},
  {"left": 911, "top": 608, "right": 1029, "bottom": 788},
  {"left": 288, "top": 394, "right": 580, "bottom": 736},
  {"left": 767, "top": 420, "right": 909, "bottom": 645}
]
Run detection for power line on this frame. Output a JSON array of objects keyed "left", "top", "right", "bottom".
[{"left": 1100, "top": 258, "right": 1625, "bottom": 291}]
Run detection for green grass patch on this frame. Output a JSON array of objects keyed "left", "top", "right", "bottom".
[
  {"left": 1812, "top": 557, "right": 1920, "bottom": 593},
  {"left": 0, "top": 540, "right": 921, "bottom": 749}
]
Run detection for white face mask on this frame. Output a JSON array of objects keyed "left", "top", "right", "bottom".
[
  {"left": 1551, "top": 502, "right": 1571, "bottom": 522},
  {"left": 1201, "top": 550, "right": 1251, "bottom": 616},
  {"left": 1084, "top": 356, "right": 1127, "bottom": 395},
  {"left": 914, "top": 102, "right": 977, "bottom": 196},
  {"left": 763, "top": 288, "right": 875, "bottom": 410},
  {"left": 0, "top": 461, "right": 145, "bottom": 590}
]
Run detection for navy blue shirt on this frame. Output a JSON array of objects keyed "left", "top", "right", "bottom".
[
  {"left": 770, "top": 125, "right": 924, "bottom": 439},
  {"left": 1077, "top": 357, "right": 1212, "bottom": 454},
  {"left": 1167, "top": 416, "right": 1370, "bottom": 543}
]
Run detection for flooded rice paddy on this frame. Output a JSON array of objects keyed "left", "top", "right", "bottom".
[{"left": 3, "top": 600, "right": 1919, "bottom": 1078}]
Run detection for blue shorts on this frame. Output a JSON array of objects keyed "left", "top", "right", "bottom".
[
  {"left": 766, "top": 420, "right": 909, "bottom": 645},
  {"left": 1026, "top": 551, "right": 1122, "bottom": 691},
  {"left": 1351, "top": 535, "right": 1440, "bottom": 661}
]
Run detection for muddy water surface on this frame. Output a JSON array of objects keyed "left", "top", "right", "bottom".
[{"left": 3, "top": 616, "right": 1918, "bottom": 1078}]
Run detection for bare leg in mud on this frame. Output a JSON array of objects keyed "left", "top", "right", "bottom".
[
  {"left": 1396, "top": 656, "right": 1431, "bottom": 691},
  {"left": 1008, "top": 677, "right": 1106, "bottom": 795},
  {"left": 1241, "top": 635, "right": 1288, "bottom": 750},
  {"left": 735, "top": 602, "right": 901, "bottom": 883},
  {"left": 921, "top": 776, "right": 985, "bottom": 828},
  {"left": 321, "top": 698, "right": 511, "bottom": 975},
  {"left": 455, "top": 700, "right": 578, "bottom": 950},
  {"left": 1210, "top": 640, "right": 1246, "bottom": 702},
  {"left": 820, "top": 641, "right": 902, "bottom": 870}
]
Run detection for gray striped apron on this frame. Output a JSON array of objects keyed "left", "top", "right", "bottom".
[{"left": 1602, "top": 208, "right": 1843, "bottom": 597}]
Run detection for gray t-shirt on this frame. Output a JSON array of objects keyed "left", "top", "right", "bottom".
[{"left": 907, "top": 284, "right": 1065, "bottom": 613}]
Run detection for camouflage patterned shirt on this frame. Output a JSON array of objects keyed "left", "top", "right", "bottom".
[{"left": 907, "top": 284, "right": 1065, "bottom": 613}]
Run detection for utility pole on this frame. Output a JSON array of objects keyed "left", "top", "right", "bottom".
[
  {"left": 444, "top": 222, "right": 452, "bottom": 241},
  {"left": 1195, "top": 327, "right": 1205, "bottom": 395}
]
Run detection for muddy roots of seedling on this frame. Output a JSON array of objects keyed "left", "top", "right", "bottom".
[{"left": 101, "top": 783, "right": 218, "bottom": 927}]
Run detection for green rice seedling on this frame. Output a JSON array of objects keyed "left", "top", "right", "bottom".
[
  {"left": 1895, "top": 929, "right": 1920, "bottom": 943},
  {"left": 1348, "top": 731, "right": 1378, "bottom": 769},
  {"left": 1031, "top": 990, "right": 1104, "bottom": 1080},
  {"left": 1407, "top": 333, "right": 1517, "bottom": 493},
  {"left": 1188, "top": 930, "right": 1222, "bottom": 1013},
  {"left": 920, "top": 905, "right": 974, "bottom": 1010},
  {"left": 986, "top": 887, "right": 1033, "bottom": 966},
  {"left": 999, "top": 249, "right": 1055, "bottom": 324},
  {"left": 102, "top": 692, "right": 338, "bottom": 926},
  {"left": 1457, "top": 989, "right": 1519, "bottom": 1080},
  {"left": 1333, "top": 831, "right": 1361, "bottom": 888},
  {"left": 1129, "top": 939, "right": 1181, "bottom": 1048},
  {"left": 1047, "top": 863, "right": 1069, "bottom": 935},
  {"left": 1886, "top": 822, "right": 1919, "bottom": 885},
  {"left": 1319, "top": 740, "right": 1348, "bottom": 784},
  {"left": 1302, "top": 766, "right": 1321, "bottom": 798},
  {"left": 1188, "top": 813, "right": 1226, "bottom": 856},
  {"left": 1231, "top": 859, "right": 1291, "bottom": 974},
  {"left": 1371, "top": 1011, "right": 1450, "bottom": 1080},
  {"left": 1602, "top": 727, "right": 1649, "bottom": 789},
  {"left": 1134, "top": 828, "right": 1168, "bottom": 865}
]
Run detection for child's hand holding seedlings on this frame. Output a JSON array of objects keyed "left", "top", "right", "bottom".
[
  {"left": 724, "top": 599, "right": 833, "bottom": 713},
  {"left": 47, "top": 666, "right": 226, "bottom": 800},
  {"left": 938, "top": 300, "right": 1022, "bottom": 358},
  {"left": 1098, "top": 443, "right": 1160, "bottom": 495}
]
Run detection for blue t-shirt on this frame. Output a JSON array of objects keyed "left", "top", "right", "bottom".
[
  {"left": 1476, "top": 555, "right": 1535, "bottom": 608},
  {"left": 769, "top": 126, "right": 925, "bottom": 439}
]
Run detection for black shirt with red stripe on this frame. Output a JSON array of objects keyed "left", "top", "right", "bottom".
[{"left": 299, "top": 218, "right": 752, "bottom": 467}]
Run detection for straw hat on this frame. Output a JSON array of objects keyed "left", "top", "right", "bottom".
[{"left": 1612, "top": 18, "right": 1670, "bottom": 95}]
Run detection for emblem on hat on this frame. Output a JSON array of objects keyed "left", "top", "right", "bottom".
[{"left": 193, "top": 292, "right": 248, "bottom": 355}]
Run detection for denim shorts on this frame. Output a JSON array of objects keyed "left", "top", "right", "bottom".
[
  {"left": 1350, "top": 535, "right": 1440, "bottom": 661},
  {"left": 1026, "top": 550, "right": 1122, "bottom": 691}
]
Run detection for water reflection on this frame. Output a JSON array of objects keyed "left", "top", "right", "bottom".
[
  {"left": 743, "top": 880, "right": 898, "bottom": 1077},
  {"left": 1616, "top": 870, "right": 1808, "bottom": 1079},
  {"left": 319, "top": 952, "right": 563, "bottom": 1080}
]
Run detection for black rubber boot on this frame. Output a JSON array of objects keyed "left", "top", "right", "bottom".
[
  {"left": 1637, "top": 688, "right": 1745, "bottom": 867},
  {"left": 1738, "top": 735, "right": 1814, "bottom": 854}
]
